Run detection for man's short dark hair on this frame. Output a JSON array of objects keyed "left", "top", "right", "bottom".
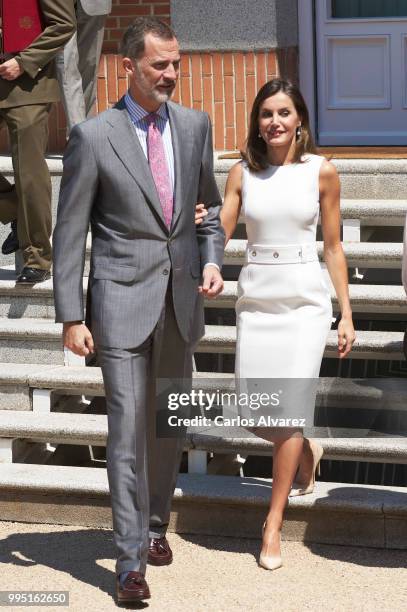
[{"left": 120, "top": 16, "right": 176, "bottom": 60}]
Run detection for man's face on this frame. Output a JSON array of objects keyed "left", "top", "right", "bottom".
[{"left": 124, "top": 33, "right": 181, "bottom": 111}]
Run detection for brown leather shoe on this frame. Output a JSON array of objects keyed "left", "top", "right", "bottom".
[
  {"left": 147, "top": 536, "right": 173, "bottom": 566},
  {"left": 115, "top": 571, "right": 151, "bottom": 604}
]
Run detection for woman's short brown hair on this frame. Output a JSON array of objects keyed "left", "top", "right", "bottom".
[{"left": 242, "top": 78, "right": 317, "bottom": 172}]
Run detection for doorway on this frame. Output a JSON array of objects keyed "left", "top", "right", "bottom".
[{"left": 315, "top": 0, "right": 407, "bottom": 145}]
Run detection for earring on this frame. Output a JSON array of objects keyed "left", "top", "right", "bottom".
[
  {"left": 296, "top": 125, "right": 302, "bottom": 139},
  {"left": 258, "top": 132, "right": 262, "bottom": 138}
]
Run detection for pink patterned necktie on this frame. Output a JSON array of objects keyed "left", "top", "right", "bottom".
[{"left": 146, "top": 113, "right": 173, "bottom": 228}]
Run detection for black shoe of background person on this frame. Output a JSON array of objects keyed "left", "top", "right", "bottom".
[
  {"left": 1, "top": 220, "right": 18, "bottom": 255},
  {"left": 16, "top": 267, "right": 51, "bottom": 285}
]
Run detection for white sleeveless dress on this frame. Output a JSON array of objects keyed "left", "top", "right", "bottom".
[{"left": 235, "top": 155, "right": 332, "bottom": 382}]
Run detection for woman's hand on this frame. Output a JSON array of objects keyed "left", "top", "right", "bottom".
[
  {"left": 195, "top": 202, "right": 208, "bottom": 225},
  {"left": 337, "top": 316, "right": 355, "bottom": 359}
]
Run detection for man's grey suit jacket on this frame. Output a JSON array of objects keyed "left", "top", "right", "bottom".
[
  {"left": 80, "top": 0, "right": 111, "bottom": 16},
  {"left": 53, "top": 98, "right": 225, "bottom": 349}
]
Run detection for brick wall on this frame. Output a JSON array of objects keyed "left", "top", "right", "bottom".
[{"left": 104, "top": 0, "right": 171, "bottom": 52}]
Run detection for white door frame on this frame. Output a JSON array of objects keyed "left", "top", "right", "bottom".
[{"left": 298, "top": 0, "right": 317, "bottom": 140}]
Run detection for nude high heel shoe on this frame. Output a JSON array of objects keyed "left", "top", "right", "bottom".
[
  {"left": 259, "top": 522, "right": 283, "bottom": 571},
  {"left": 289, "top": 439, "right": 324, "bottom": 497}
]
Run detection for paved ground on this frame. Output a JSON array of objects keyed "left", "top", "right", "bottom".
[{"left": 0, "top": 521, "right": 406, "bottom": 612}]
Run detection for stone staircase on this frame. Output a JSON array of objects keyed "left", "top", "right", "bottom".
[{"left": 0, "top": 155, "right": 406, "bottom": 549}]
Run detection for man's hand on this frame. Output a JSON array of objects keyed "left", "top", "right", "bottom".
[
  {"left": 198, "top": 265, "right": 224, "bottom": 298},
  {"left": 63, "top": 322, "right": 94, "bottom": 357},
  {"left": 0, "top": 58, "right": 23, "bottom": 81},
  {"left": 195, "top": 202, "right": 208, "bottom": 225}
]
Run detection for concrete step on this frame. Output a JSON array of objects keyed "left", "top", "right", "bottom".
[
  {"left": 0, "top": 269, "right": 84, "bottom": 319},
  {"left": 0, "top": 320, "right": 401, "bottom": 365},
  {"left": 0, "top": 363, "right": 60, "bottom": 411},
  {"left": 215, "top": 157, "right": 407, "bottom": 200},
  {"left": 210, "top": 281, "right": 407, "bottom": 314},
  {"left": 1, "top": 364, "right": 406, "bottom": 413},
  {"left": 0, "top": 409, "right": 406, "bottom": 464},
  {"left": 0, "top": 411, "right": 108, "bottom": 447},
  {"left": 1, "top": 271, "right": 406, "bottom": 318},
  {"left": 338, "top": 199, "right": 407, "bottom": 226},
  {"left": 223, "top": 240, "right": 403, "bottom": 268},
  {"left": 199, "top": 326, "right": 404, "bottom": 360},
  {"left": 0, "top": 464, "right": 405, "bottom": 548},
  {"left": 0, "top": 318, "right": 63, "bottom": 365},
  {"left": 3, "top": 155, "right": 407, "bottom": 209},
  {"left": 190, "top": 434, "right": 407, "bottom": 464},
  {"left": 1, "top": 153, "right": 406, "bottom": 269}
]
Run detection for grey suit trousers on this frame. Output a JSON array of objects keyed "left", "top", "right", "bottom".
[
  {"left": 56, "top": 2, "right": 106, "bottom": 132},
  {"left": 97, "top": 286, "right": 192, "bottom": 576}
]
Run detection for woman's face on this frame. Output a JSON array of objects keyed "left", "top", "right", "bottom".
[{"left": 257, "top": 92, "right": 301, "bottom": 149}]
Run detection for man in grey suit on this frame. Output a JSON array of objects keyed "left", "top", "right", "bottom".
[
  {"left": 56, "top": 0, "right": 112, "bottom": 132},
  {"left": 53, "top": 17, "right": 224, "bottom": 605}
]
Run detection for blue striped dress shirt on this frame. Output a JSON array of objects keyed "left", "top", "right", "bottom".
[{"left": 124, "top": 91, "right": 175, "bottom": 191}]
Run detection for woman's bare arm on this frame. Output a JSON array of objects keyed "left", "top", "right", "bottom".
[
  {"left": 320, "top": 159, "right": 355, "bottom": 358},
  {"left": 220, "top": 162, "right": 243, "bottom": 244}
]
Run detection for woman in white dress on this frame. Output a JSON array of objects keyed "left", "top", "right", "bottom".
[{"left": 221, "top": 79, "right": 355, "bottom": 570}]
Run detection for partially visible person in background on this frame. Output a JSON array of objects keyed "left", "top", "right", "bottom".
[
  {"left": 0, "top": 0, "right": 75, "bottom": 283},
  {"left": 56, "top": 0, "right": 112, "bottom": 133}
]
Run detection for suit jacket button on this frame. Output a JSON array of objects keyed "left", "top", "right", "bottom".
[{"left": 163, "top": 269, "right": 169, "bottom": 275}]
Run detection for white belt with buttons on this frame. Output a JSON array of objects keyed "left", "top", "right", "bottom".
[{"left": 246, "top": 243, "right": 319, "bottom": 264}]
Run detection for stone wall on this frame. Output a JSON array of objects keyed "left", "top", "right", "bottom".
[{"left": 171, "top": 0, "right": 298, "bottom": 50}]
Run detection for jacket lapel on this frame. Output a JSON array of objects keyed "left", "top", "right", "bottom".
[
  {"left": 106, "top": 99, "right": 168, "bottom": 231},
  {"left": 167, "top": 102, "right": 194, "bottom": 231}
]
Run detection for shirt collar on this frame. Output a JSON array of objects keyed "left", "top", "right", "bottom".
[{"left": 124, "top": 91, "right": 168, "bottom": 123}]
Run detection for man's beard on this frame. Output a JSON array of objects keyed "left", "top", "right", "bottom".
[
  {"left": 153, "top": 87, "right": 174, "bottom": 103},
  {"left": 135, "top": 63, "right": 175, "bottom": 104}
]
